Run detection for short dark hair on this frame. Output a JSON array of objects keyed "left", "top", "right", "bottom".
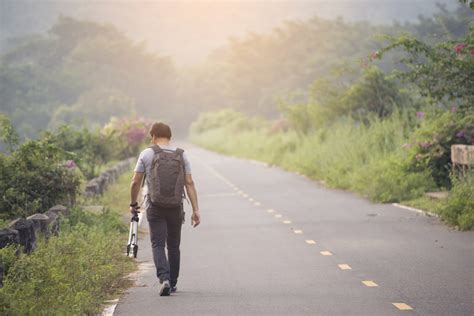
[{"left": 149, "top": 122, "right": 172, "bottom": 139}]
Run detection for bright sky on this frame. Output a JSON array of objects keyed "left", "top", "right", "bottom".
[{"left": 0, "top": 0, "right": 455, "bottom": 65}]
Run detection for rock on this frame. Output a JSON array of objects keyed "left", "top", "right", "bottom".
[
  {"left": 97, "top": 174, "right": 109, "bottom": 193},
  {"left": 27, "top": 213, "right": 50, "bottom": 238},
  {"left": 8, "top": 218, "right": 36, "bottom": 254},
  {"left": 48, "top": 205, "right": 69, "bottom": 216},
  {"left": 0, "top": 228, "right": 20, "bottom": 248},
  {"left": 85, "top": 179, "right": 100, "bottom": 197},
  {"left": 44, "top": 210, "right": 61, "bottom": 236}
]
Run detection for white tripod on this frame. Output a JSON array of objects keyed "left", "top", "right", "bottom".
[{"left": 126, "top": 210, "right": 140, "bottom": 258}]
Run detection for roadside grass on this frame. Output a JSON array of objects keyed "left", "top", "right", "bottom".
[
  {"left": 435, "top": 175, "right": 474, "bottom": 230},
  {"left": 191, "top": 113, "right": 435, "bottom": 202},
  {"left": 190, "top": 111, "right": 473, "bottom": 230},
  {"left": 0, "top": 170, "right": 137, "bottom": 315},
  {"left": 98, "top": 169, "right": 134, "bottom": 217},
  {"left": 403, "top": 196, "right": 442, "bottom": 215}
]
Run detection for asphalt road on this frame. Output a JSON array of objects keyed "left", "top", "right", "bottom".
[{"left": 114, "top": 145, "right": 474, "bottom": 316}]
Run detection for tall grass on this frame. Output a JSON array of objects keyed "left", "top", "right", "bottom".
[
  {"left": 0, "top": 170, "right": 136, "bottom": 315},
  {"left": 191, "top": 110, "right": 435, "bottom": 203}
]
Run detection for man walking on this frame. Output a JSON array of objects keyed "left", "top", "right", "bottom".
[{"left": 129, "top": 122, "right": 200, "bottom": 296}]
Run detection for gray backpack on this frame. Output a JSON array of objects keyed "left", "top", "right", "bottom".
[{"left": 148, "top": 145, "right": 186, "bottom": 208}]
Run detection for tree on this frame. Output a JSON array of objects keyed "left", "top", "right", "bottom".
[
  {"left": 0, "top": 114, "right": 19, "bottom": 153},
  {"left": 378, "top": 28, "right": 473, "bottom": 112}
]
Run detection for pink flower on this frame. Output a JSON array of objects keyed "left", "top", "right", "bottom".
[
  {"left": 416, "top": 111, "right": 425, "bottom": 119},
  {"left": 469, "top": 50, "right": 474, "bottom": 56},
  {"left": 126, "top": 127, "right": 147, "bottom": 146},
  {"left": 370, "top": 51, "right": 380, "bottom": 60},
  {"left": 419, "top": 141, "right": 431, "bottom": 149},
  {"left": 454, "top": 43, "right": 466, "bottom": 54},
  {"left": 402, "top": 143, "right": 413, "bottom": 149},
  {"left": 64, "top": 160, "right": 77, "bottom": 169},
  {"left": 451, "top": 106, "right": 457, "bottom": 113}
]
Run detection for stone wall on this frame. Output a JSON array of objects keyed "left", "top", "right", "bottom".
[
  {"left": 85, "top": 157, "right": 135, "bottom": 198},
  {"left": 0, "top": 157, "right": 135, "bottom": 287}
]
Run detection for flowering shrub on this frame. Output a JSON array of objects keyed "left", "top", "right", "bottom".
[
  {"left": 42, "top": 126, "right": 112, "bottom": 179},
  {"left": 102, "top": 117, "right": 153, "bottom": 158},
  {"left": 378, "top": 29, "right": 473, "bottom": 112},
  {"left": 404, "top": 111, "right": 474, "bottom": 188}
]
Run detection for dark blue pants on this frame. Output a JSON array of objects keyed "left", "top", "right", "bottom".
[{"left": 147, "top": 204, "right": 183, "bottom": 287}]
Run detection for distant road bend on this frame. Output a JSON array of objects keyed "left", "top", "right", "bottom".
[{"left": 115, "top": 145, "right": 474, "bottom": 316}]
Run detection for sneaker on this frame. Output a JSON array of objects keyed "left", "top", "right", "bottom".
[
  {"left": 159, "top": 280, "right": 171, "bottom": 296},
  {"left": 170, "top": 285, "right": 177, "bottom": 293}
]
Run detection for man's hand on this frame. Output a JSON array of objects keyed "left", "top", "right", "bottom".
[
  {"left": 129, "top": 205, "right": 140, "bottom": 215},
  {"left": 191, "top": 211, "right": 200, "bottom": 227}
]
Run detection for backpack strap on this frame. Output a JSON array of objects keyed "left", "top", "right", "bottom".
[
  {"left": 175, "top": 148, "right": 189, "bottom": 204},
  {"left": 142, "top": 145, "right": 162, "bottom": 188},
  {"left": 149, "top": 144, "right": 163, "bottom": 155},
  {"left": 175, "top": 148, "right": 184, "bottom": 157}
]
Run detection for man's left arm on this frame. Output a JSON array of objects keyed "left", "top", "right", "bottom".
[{"left": 130, "top": 172, "right": 144, "bottom": 213}]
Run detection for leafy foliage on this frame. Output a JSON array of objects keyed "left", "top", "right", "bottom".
[
  {"left": 378, "top": 28, "right": 474, "bottom": 112},
  {"left": 0, "top": 114, "right": 19, "bottom": 153},
  {"left": 459, "top": 0, "right": 474, "bottom": 10},
  {"left": 102, "top": 117, "right": 153, "bottom": 158},
  {"left": 280, "top": 66, "right": 423, "bottom": 133},
  {"left": 0, "top": 207, "right": 134, "bottom": 315},
  {"left": 0, "top": 138, "right": 81, "bottom": 219},
  {"left": 436, "top": 172, "right": 474, "bottom": 230},
  {"left": 404, "top": 111, "right": 474, "bottom": 188},
  {"left": 0, "top": 114, "right": 149, "bottom": 219},
  {"left": 42, "top": 125, "right": 114, "bottom": 180}
]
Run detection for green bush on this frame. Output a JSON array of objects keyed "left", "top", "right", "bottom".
[
  {"left": 0, "top": 244, "right": 19, "bottom": 279},
  {"left": 0, "top": 139, "right": 81, "bottom": 219},
  {"left": 352, "top": 154, "right": 435, "bottom": 202},
  {"left": 42, "top": 125, "right": 114, "bottom": 180},
  {"left": 0, "top": 208, "right": 133, "bottom": 315},
  {"left": 102, "top": 117, "right": 153, "bottom": 159},
  {"left": 436, "top": 174, "right": 474, "bottom": 230},
  {"left": 279, "top": 67, "right": 424, "bottom": 133},
  {"left": 405, "top": 110, "right": 474, "bottom": 188}
]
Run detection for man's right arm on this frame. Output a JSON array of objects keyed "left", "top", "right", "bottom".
[{"left": 185, "top": 174, "right": 200, "bottom": 227}]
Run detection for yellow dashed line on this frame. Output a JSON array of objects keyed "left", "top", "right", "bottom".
[
  {"left": 254, "top": 202, "right": 261, "bottom": 206},
  {"left": 274, "top": 214, "right": 283, "bottom": 218},
  {"left": 282, "top": 220, "right": 292, "bottom": 224},
  {"left": 338, "top": 264, "right": 352, "bottom": 270},
  {"left": 248, "top": 197, "right": 254, "bottom": 202},
  {"left": 267, "top": 209, "right": 275, "bottom": 213},
  {"left": 392, "top": 303, "right": 413, "bottom": 311},
  {"left": 305, "top": 239, "right": 316, "bottom": 245},
  {"left": 362, "top": 281, "right": 378, "bottom": 287},
  {"left": 243, "top": 194, "right": 249, "bottom": 198},
  {"left": 320, "top": 251, "right": 333, "bottom": 256},
  {"left": 238, "top": 191, "right": 244, "bottom": 195},
  {"left": 293, "top": 229, "right": 303, "bottom": 234}
]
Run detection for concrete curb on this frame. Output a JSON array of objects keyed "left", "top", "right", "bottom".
[{"left": 391, "top": 203, "right": 440, "bottom": 218}]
